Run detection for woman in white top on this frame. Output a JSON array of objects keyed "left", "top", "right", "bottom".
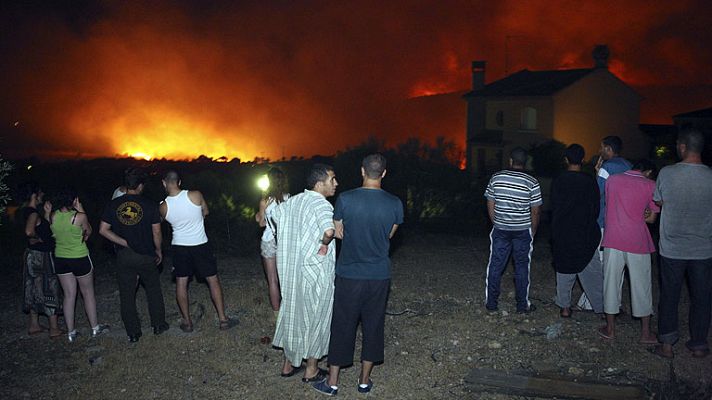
[{"left": 254, "top": 168, "right": 289, "bottom": 315}]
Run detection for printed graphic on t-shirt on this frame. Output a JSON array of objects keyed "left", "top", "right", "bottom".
[{"left": 116, "top": 201, "right": 143, "bottom": 226}]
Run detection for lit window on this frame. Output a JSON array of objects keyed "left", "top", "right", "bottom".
[{"left": 520, "top": 107, "right": 537, "bottom": 130}]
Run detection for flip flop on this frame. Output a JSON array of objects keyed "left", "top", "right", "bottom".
[
  {"left": 302, "top": 368, "right": 328, "bottom": 383},
  {"left": 219, "top": 318, "right": 238, "bottom": 331},
  {"left": 648, "top": 345, "right": 674, "bottom": 359},
  {"left": 639, "top": 337, "right": 659, "bottom": 345},
  {"left": 597, "top": 326, "right": 614, "bottom": 340},
  {"left": 685, "top": 342, "right": 711, "bottom": 358},
  {"left": 49, "top": 329, "right": 67, "bottom": 339},
  {"left": 280, "top": 365, "right": 304, "bottom": 378},
  {"left": 179, "top": 322, "right": 194, "bottom": 333},
  {"left": 28, "top": 327, "right": 48, "bottom": 336}
]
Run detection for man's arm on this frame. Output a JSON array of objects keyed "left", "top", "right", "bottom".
[
  {"left": 531, "top": 205, "right": 541, "bottom": 236},
  {"left": 317, "top": 228, "right": 335, "bottom": 255},
  {"left": 152, "top": 223, "right": 162, "bottom": 265},
  {"left": 389, "top": 224, "right": 399, "bottom": 239},
  {"left": 334, "top": 220, "right": 344, "bottom": 239},
  {"left": 189, "top": 190, "right": 209, "bottom": 216},
  {"left": 645, "top": 210, "right": 658, "bottom": 224},
  {"left": 487, "top": 199, "right": 495, "bottom": 224},
  {"left": 159, "top": 201, "right": 167, "bottom": 221},
  {"left": 99, "top": 221, "right": 128, "bottom": 248}
]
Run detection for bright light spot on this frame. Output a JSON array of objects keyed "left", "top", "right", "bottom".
[
  {"left": 27, "top": 165, "right": 32, "bottom": 170},
  {"left": 14, "top": 121, "right": 20, "bottom": 127},
  {"left": 130, "top": 152, "right": 153, "bottom": 161},
  {"left": 256, "top": 175, "right": 270, "bottom": 192}
]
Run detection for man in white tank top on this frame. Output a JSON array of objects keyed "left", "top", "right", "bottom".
[{"left": 160, "top": 171, "right": 236, "bottom": 332}]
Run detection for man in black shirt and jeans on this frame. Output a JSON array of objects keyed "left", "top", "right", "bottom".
[{"left": 99, "top": 168, "right": 168, "bottom": 342}]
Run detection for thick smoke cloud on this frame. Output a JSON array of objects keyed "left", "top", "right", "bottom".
[{"left": 1, "top": 0, "right": 710, "bottom": 160}]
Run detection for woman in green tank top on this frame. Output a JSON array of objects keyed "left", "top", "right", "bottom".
[{"left": 50, "top": 187, "right": 109, "bottom": 343}]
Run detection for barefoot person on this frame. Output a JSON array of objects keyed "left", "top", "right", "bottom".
[
  {"left": 654, "top": 129, "right": 712, "bottom": 359},
  {"left": 550, "top": 145, "right": 603, "bottom": 318},
  {"left": 254, "top": 168, "right": 290, "bottom": 319},
  {"left": 50, "top": 187, "right": 109, "bottom": 342},
  {"left": 484, "top": 147, "right": 542, "bottom": 314},
  {"left": 272, "top": 164, "right": 337, "bottom": 382},
  {"left": 314, "top": 154, "right": 403, "bottom": 396},
  {"left": 99, "top": 168, "right": 168, "bottom": 343},
  {"left": 160, "top": 170, "right": 235, "bottom": 332},
  {"left": 18, "top": 182, "right": 63, "bottom": 338},
  {"left": 598, "top": 160, "right": 659, "bottom": 344}
]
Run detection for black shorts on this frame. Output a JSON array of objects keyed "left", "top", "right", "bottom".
[
  {"left": 172, "top": 243, "right": 217, "bottom": 278},
  {"left": 54, "top": 256, "right": 93, "bottom": 277}
]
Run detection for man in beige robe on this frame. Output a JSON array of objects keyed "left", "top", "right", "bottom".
[{"left": 272, "top": 164, "right": 338, "bottom": 382}]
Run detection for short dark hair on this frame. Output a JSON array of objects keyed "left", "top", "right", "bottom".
[
  {"left": 306, "top": 164, "right": 333, "bottom": 190},
  {"left": 362, "top": 153, "right": 386, "bottom": 179},
  {"left": 53, "top": 186, "right": 78, "bottom": 209},
  {"left": 564, "top": 144, "right": 585, "bottom": 165},
  {"left": 602, "top": 135, "right": 623, "bottom": 155},
  {"left": 124, "top": 168, "right": 147, "bottom": 190},
  {"left": 678, "top": 128, "right": 705, "bottom": 154},
  {"left": 632, "top": 158, "right": 657, "bottom": 176},
  {"left": 163, "top": 170, "right": 180, "bottom": 184},
  {"left": 510, "top": 147, "right": 528, "bottom": 167}
]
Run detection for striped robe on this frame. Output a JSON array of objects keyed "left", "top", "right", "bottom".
[{"left": 272, "top": 189, "right": 336, "bottom": 365}]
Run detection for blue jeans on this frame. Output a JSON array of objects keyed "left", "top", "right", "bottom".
[
  {"left": 657, "top": 256, "right": 712, "bottom": 350},
  {"left": 485, "top": 228, "right": 533, "bottom": 311}
]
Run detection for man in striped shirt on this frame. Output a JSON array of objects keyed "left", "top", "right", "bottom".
[{"left": 484, "top": 147, "right": 542, "bottom": 313}]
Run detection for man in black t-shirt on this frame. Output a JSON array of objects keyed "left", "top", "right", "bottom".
[
  {"left": 550, "top": 144, "right": 603, "bottom": 318},
  {"left": 99, "top": 168, "right": 168, "bottom": 342}
]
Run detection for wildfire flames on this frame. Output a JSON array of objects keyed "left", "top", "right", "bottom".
[{"left": 2, "top": 1, "right": 711, "bottom": 161}]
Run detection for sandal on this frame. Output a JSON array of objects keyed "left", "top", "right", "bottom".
[
  {"left": 28, "top": 327, "right": 48, "bottom": 336},
  {"left": 179, "top": 322, "right": 194, "bottom": 333},
  {"left": 281, "top": 365, "right": 304, "bottom": 378},
  {"left": 49, "top": 328, "right": 67, "bottom": 339},
  {"left": 219, "top": 318, "right": 238, "bottom": 331},
  {"left": 649, "top": 345, "right": 674, "bottom": 359},
  {"left": 302, "top": 367, "right": 328, "bottom": 383},
  {"left": 597, "top": 326, "right": 614, "bottom": 340}
]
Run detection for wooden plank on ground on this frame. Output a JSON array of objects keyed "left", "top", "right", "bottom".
[{"left": 464, "top": 368, "right": 645, "bottom": 400}]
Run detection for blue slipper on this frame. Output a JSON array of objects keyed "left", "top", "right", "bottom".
[
  {"left": 358, "top": 378, "right": 373, "bottom": 394},
  {"left": 312, "top": 379, "right": 338, "bottom": 396}
]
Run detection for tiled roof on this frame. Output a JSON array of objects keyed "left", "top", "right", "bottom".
[
  {"left": 673, "top": 107, "right": 712, "bottom": 119},
  {"left": 463, "top": 68, "right": 594, "bottom": 97}
]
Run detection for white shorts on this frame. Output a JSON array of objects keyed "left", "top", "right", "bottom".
[
  {"left": 603, "top": 248, "right": 653, "bottom": 317},
  {"left": 260, "top": 239, "right": 277, "bottom": 258}
]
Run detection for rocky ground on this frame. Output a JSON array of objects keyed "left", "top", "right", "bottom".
[{"left": 1, "top": 232, "right": 710, "bottom": 399}]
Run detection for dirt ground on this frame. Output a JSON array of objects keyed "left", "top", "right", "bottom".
[{"left": 1, "top": 232, "right": 711, "bottom": 399}]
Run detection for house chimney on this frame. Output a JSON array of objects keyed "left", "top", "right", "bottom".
[
  {"left": 471, "top": 61, "right": 486, "bottom": 91},
  {"left": 592, "top": 44, "right": 609, "bottom": 69}
]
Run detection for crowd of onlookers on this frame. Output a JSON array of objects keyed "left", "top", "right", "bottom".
[
  {"left": 15, "top": 129, "right": 711, "bottom": 397},
  {"left": 484, "top": 128, "right": 712, "bottom": 359}
]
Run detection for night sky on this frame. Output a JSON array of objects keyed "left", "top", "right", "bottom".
[{"left": 2, "top": 1, "right": 711, "bottom": 161}]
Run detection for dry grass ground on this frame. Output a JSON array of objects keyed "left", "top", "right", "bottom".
[{"left": 1, "top": 232, "right": 710, "bottom": 399}]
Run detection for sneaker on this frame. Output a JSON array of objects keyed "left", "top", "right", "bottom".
[
  {"left": 357, "top": 378, "right": 373, "bottom": 394},
  {"left": 68, "top": 330, "right": 79, "bottom": 343},
  {"left": 91, "top": 324, "right": 110, "bottom": 338},
  {"left": 311, "top": 379, "right": 338, "bottom": 396},
  {"left": 517, "top": 304, "right": 537, "bottom": 314},
  {"left": 153, "top": 322, "right": 169, "bottom": 335}
]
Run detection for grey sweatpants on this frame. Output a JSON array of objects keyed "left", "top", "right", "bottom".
[{"left": 556, "top": 253, "right": 604, "bottom": 313}]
